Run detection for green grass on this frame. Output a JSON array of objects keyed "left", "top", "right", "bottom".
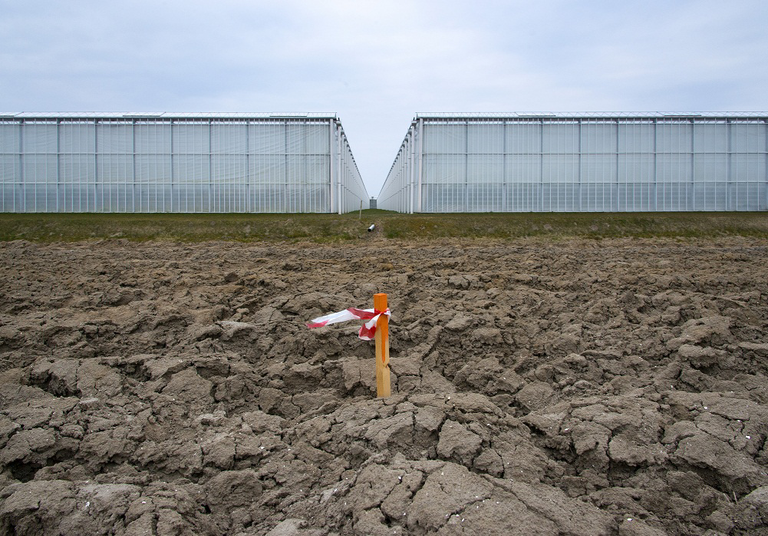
[
  {"left": 0, "top": 210, "right": 767, "bottom": 243},
  {"left": 379, "top": 212, "right": 768, "bottom": 240}
]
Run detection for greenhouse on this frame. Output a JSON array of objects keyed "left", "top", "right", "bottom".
[
  {"left": 378, "top": 112, "right": 768, "bottom": 213},
  {"left": 0, "top": 112, "right": 368, "bottom": 213}
]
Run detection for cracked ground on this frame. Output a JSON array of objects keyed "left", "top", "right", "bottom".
[{"left": 1, "top": 238, "right": 768, "bottom": 535}]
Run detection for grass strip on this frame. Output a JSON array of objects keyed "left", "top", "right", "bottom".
[{"left": 0, "top": 211, "right": 767, "bottom": 243}]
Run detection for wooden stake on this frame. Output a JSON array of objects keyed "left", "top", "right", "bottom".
[{"left": 374, "top": 293, "right": 390, "bottom": 398}]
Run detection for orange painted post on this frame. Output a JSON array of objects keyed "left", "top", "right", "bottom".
[{"left": 374, "top": 293, "right": 390, "bottom": 398}]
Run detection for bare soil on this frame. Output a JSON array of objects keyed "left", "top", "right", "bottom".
[{"left": 1, "top": 237, "right": 768, "bottom": 535}]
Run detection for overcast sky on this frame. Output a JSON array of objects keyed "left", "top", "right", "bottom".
[{"left": 2, "top": 0, "right": 767, "bottom": 195}]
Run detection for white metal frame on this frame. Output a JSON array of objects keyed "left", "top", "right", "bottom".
[
  {"left": 378, "top": 112, "right": 768, "bottom": 213},
  {"left": 0, "top": 112, "right": 368, "bottom": 213}
]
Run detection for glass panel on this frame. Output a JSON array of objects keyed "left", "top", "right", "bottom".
[
  {"left": 656, "top": 182, "right": 692, "bottom": 211},
  {"left": 541, "top": 183, "right": 578, "bottom": 211},
  {"left": 0, "top": 155, "right": 20, "bottom": 183},
  {"left": 506, "top": 122, "right": 541, "bottom": 154},
  {"left": 0, "top": 124, "right": 20, "bottom": 153},
  {"left": 468, "top": 123, "right": 503, "bottom": 154},
  {"left": 731, "top": 123, "right": 766, "bottom": 153},
  {"left": 135, "top": 123, "right": 171, "bottom": 154},
  {"left": 250, "top": 124, "right": 285, "bottom": 154},
  {"left": 617, "top": 183, "right": 654, "bottom": 211},
  {"left": 211, "top": 123, "right": 247, "bottom": 154},
  {"left": 306, "top": 155, "right": 329, "bottom": 184},
  {"left": 173, "top": 155, "right": 209, "bottom": 183},
  {"left": 731, "top": 182, "right": 765, "bottom": 210},
  {"left": 542, "top": 123, "right": 578, "bottom": 154},
  {"left": 467, "top": 183, "right": 502, "bottom": 212},
  {"left": 505, "top": 155, "right": 540, "bottom": 184},
  {"left": 619, "top": 154, "right": 654, "bottom": 183},
  {"left": 172, "top": 123, "right": 209, "bottom": 154},
  {"left": 61, "top": 155, "right": 96, "bottom": 183},
  {"left": 23, "top": 155, "right": 57, "bottom": 183},
  {"left": 732, "top": 154, "right": 766, "bottom": 182},
  {"left": 286, "top": 123, "right": 310, "bottom": 155},
  {"left": 423, "top": 123, "right": 466, "bottom": 154},
  {"left": 506, "top": 182, "right": 539, "bottom": 212},
  {"left": 581, "top": 183, "right": 616, "bottom": 212},
  {"left": 97, "top": 123, "right": 133, "bottom": 153},
  {"left": 251, "top": 154, "right": 285, "bottom": 185},
  {"left": 303, "top": 123, "right": 330, "bottom": 154},
  {"left": 693, "top": 182, "right": 727, "bottom": 210},
  {"left": 580, "top": 122, "right": 617, "bottom": 154},
  {"left": 23, "top": 124, "right": 57, "bottom": 153},
  {"left": 619, "top": 123, "right": 655, "bottom": 153},
  {"left": 581, "top": 154, "right": 617, "bottom": 184},
  {"left": 543, "top": 155, "right": 578, "bottom": 183},
  {"left": 60, "top": 123, "right": 96, "bottom": 153},
  {"left": 656, "top": 154, "right": 692, "bottom": 183},
  {"left": 694, "top": 154, "right": 727, "bottom": 182},
  {"left": 468, "top": 154, "right": 503, "bottom": 184},
  {"left": 656, "top": 122, "right": 692, "bottom": 153},
  {"left": 136, "top": 155, "right": 171, "bottom": 183},
  {"left": 424, "top": 154, "right": 465, "bottom": 184},
  {"left": 212, "top": 155, "right": 248, "bottom": 184},
  {"left": 694, "top": 123, "right": 728, "bottom": 153}
]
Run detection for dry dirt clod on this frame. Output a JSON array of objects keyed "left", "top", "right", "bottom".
[{"left": 1, "top": 238, "right": 768, "bottom": 534}]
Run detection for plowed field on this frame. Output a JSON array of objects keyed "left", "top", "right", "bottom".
[{"left": 2, "top": 238, "right": 768, "bottom": 535}]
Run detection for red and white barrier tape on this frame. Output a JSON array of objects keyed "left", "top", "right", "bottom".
[{"left": 307, "top": 307, "right": 391, "bottom": 341}]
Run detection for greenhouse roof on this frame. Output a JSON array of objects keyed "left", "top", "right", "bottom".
[
  {"left": 415, "top": 111, "right": 768, "bottom": 120},
  {"left": 0, "top": 112, "right": 338, "bottom": 120}
]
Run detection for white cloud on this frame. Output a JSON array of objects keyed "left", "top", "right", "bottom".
[{"left": 1, "top": 0, "right": 767, "bottom": 195}]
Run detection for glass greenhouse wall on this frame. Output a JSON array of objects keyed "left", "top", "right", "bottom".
[
  {"left": 0, "top": 113, "right": 367, "bottom": 213},
  {"left": 378, "top": 113, "right": 768, "bottom": 213}
]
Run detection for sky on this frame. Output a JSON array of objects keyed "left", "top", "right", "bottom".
[{"left": 2, "top": 0, "right": 767, "bottom": 196}]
